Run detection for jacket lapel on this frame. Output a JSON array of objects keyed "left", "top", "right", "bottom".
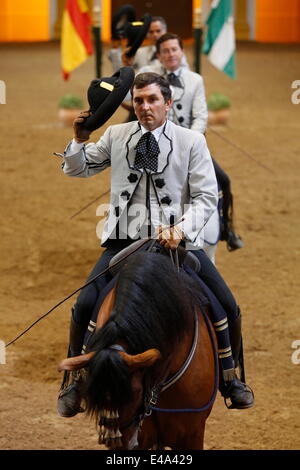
[
  {"left": 125, "top": 122, "right": 143, "bottom": 172},
  {"left": 156, "top": 121, "right": 173, "bottom": 174}
]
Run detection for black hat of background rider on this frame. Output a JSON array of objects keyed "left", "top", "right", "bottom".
[
  {"left": 82, "top": 67, "right": 135, "bottom": 132},
  {"left": 111, "top": 4, "right": 136, "bottom": 40},
  {"left": 124, "top": 14, "right": 152, "bottom": 58}
]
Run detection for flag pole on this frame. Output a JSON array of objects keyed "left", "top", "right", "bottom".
[
  {"left": 92, "top": 0, "right": 102, "bottom": 78},
  {"left": 193, "top": 2, "right": 203, "bottom": 74}
]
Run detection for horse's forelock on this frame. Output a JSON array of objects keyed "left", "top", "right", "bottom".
[{"left": 84, "top": 348, "right": 132, "bottom": 417}]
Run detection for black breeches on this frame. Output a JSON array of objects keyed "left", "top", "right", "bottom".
[{"left": 192, "top": 249, "right": 239, "bottom": 325}]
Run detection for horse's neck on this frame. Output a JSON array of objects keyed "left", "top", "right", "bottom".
[{"left": 165, "top": 320, "right": 196, "bottom": 379}]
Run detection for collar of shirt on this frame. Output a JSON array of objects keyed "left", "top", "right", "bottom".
[
  {"left": 139, "top": 122, "right": 166, "bottom": 142},
  {"left": 165, "top": 67, "right": 182, "bottom": 77}
]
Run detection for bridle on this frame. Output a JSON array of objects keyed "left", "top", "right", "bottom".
[{"left": 98, "top": 306, "right": 219, "bottom": 447}]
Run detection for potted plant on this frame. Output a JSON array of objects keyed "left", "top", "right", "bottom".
[
  {"left": 207, "top": 92, "right": 231, "bottom": 125},
  {"left": 58, "top": 94, "right": 84, "bottom": 127}
]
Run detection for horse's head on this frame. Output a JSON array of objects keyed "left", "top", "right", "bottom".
[
  {"left": 58, "top": 346, "right": 161, "bottom": 450},
  {"left": 58, "top": 252, "right": 202, "bottom": 448}
]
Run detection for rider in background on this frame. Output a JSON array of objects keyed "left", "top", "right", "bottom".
[
  {"left": 116, "top": 16, "right": 189, "bottom": 123},
  {"left": 109, "top": 16, "right": 189, "bottom": 74}
]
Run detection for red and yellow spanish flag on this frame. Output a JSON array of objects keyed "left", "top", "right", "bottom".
[{"left": 61, "top": 0, "right": 93, "bottom": 80}]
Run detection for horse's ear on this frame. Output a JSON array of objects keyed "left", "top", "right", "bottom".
[
  {"left": 119, "top": 348, "right": 161, "bottom": 371},
  {"left": 57, "top": 351, "right": 96, "bottom": 371}
]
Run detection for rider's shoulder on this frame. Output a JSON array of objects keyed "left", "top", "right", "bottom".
[
  {"left": 105, "top": 121, "right": 140, "bottom": 137},
  {"left": 168, "top": 121, "right": 206, "bottom": 144}
]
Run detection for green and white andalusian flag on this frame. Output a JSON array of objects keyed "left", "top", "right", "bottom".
[{"left": 203, "top": 0, "right": 236, "bottom": 79}]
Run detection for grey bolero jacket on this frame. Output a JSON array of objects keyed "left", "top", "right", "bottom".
[{"left": 62, "top": 120, "right": 218, "bottom": 250}]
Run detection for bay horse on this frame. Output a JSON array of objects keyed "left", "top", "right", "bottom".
[{"left": 58, "top": 251, "right": 218, "bottom": 450}]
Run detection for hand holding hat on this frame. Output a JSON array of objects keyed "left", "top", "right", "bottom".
[
  {"left": 121, "top": 46, "right": 135, "bottom": 66},
  {"left": 73, "top": 111, "right": 92, "bottom": 143}
]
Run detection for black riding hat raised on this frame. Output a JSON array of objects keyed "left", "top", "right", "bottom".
[
  {"left": 82, "top": 67, "right": 135, "bottom": 132},
  {"left": 124, "top": 13, "right": 152, "bottom": 57},
  {"left": 111, "top": 4, "right": 136, "bottom": 40}
]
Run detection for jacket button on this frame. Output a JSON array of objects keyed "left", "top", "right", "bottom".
[
  {"left": 178, "top": 116, "right": 184, "bottom": 123},
  {"left": 161, "top": 196, "right": 172, "bottom": 205},
  {"left": 155, "top": 178, "right": 165, "bottom": 188},
  {"left": 177, "top": 103, "right": 182, "bottom": 110},
  {"left": 128, "top": 173, "right": 138, "bottom": 183},
  {"left": 121, "top": 190, "right": 130, "bottom": 200}
]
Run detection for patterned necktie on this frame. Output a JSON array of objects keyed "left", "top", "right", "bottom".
[
  {"left": 134, "top": 131, "right": 160, "bottom": 172},
  {"left": 167, "top": 72, "right": 183, "bottom": 89}
]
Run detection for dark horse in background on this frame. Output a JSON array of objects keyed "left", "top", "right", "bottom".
[{"left": 58, "top": 251, "right": 218, "bottom": 450}]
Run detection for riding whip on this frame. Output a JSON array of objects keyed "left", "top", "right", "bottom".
[
  {"left": 5, "top": 219, "right": 184, "bottom": 348},
  {"left": 207, "top": 126, "right": 275, "bottom": 174}
]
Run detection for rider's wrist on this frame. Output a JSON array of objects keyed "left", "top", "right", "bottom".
[{"left": 174, "top": 224, "right": 185, "bottom": 241}]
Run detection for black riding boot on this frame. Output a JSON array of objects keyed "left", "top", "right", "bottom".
[
  {"left": 220, "top": 312, "right": 254, "bottom": 409},
  {"left": 57, "top": 313, "right": 86, "bottom": 417},
  {"left": 220, "top": 192, "right": 244, "bottom": 252}
]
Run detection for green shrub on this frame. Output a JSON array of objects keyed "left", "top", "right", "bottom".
[
  {"left": 207, "top": 92, "right": 231, "bottom": 111},
  {"left": 58, "top": 94, "right": 84, "bottom": 109}
]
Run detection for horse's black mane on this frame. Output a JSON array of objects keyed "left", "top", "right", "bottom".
[
  {"left": 84, "top": 252, "right": 205, "bottom": 413},
  {"left": 88, "top": 252, "right": 202, "bottom": 354}
]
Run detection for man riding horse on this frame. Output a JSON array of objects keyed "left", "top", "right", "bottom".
[{"left": 56, "top": 70, "right": 254, "bottom": 418}]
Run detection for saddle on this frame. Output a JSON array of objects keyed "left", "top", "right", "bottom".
[{"left": 108, "top": 239, "right": 201, "bottom": 277}]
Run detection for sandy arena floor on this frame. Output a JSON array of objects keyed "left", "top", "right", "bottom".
[{"left": 0, "top": 40, "right": 299, "bottom": 450}]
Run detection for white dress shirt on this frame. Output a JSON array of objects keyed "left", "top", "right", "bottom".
[{"left": 128, "top": 123, "right": 166, "bottom": 237}]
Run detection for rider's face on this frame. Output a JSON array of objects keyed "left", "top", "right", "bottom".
[
  {"left": 157, "top": 39, "right": 183, "bottom": 72},
  {"left": 147, "top": 21, "right": 166, "bottom": 44},
  {"left": 132, "top": 83, "right": 171, "bottom": 131}
]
